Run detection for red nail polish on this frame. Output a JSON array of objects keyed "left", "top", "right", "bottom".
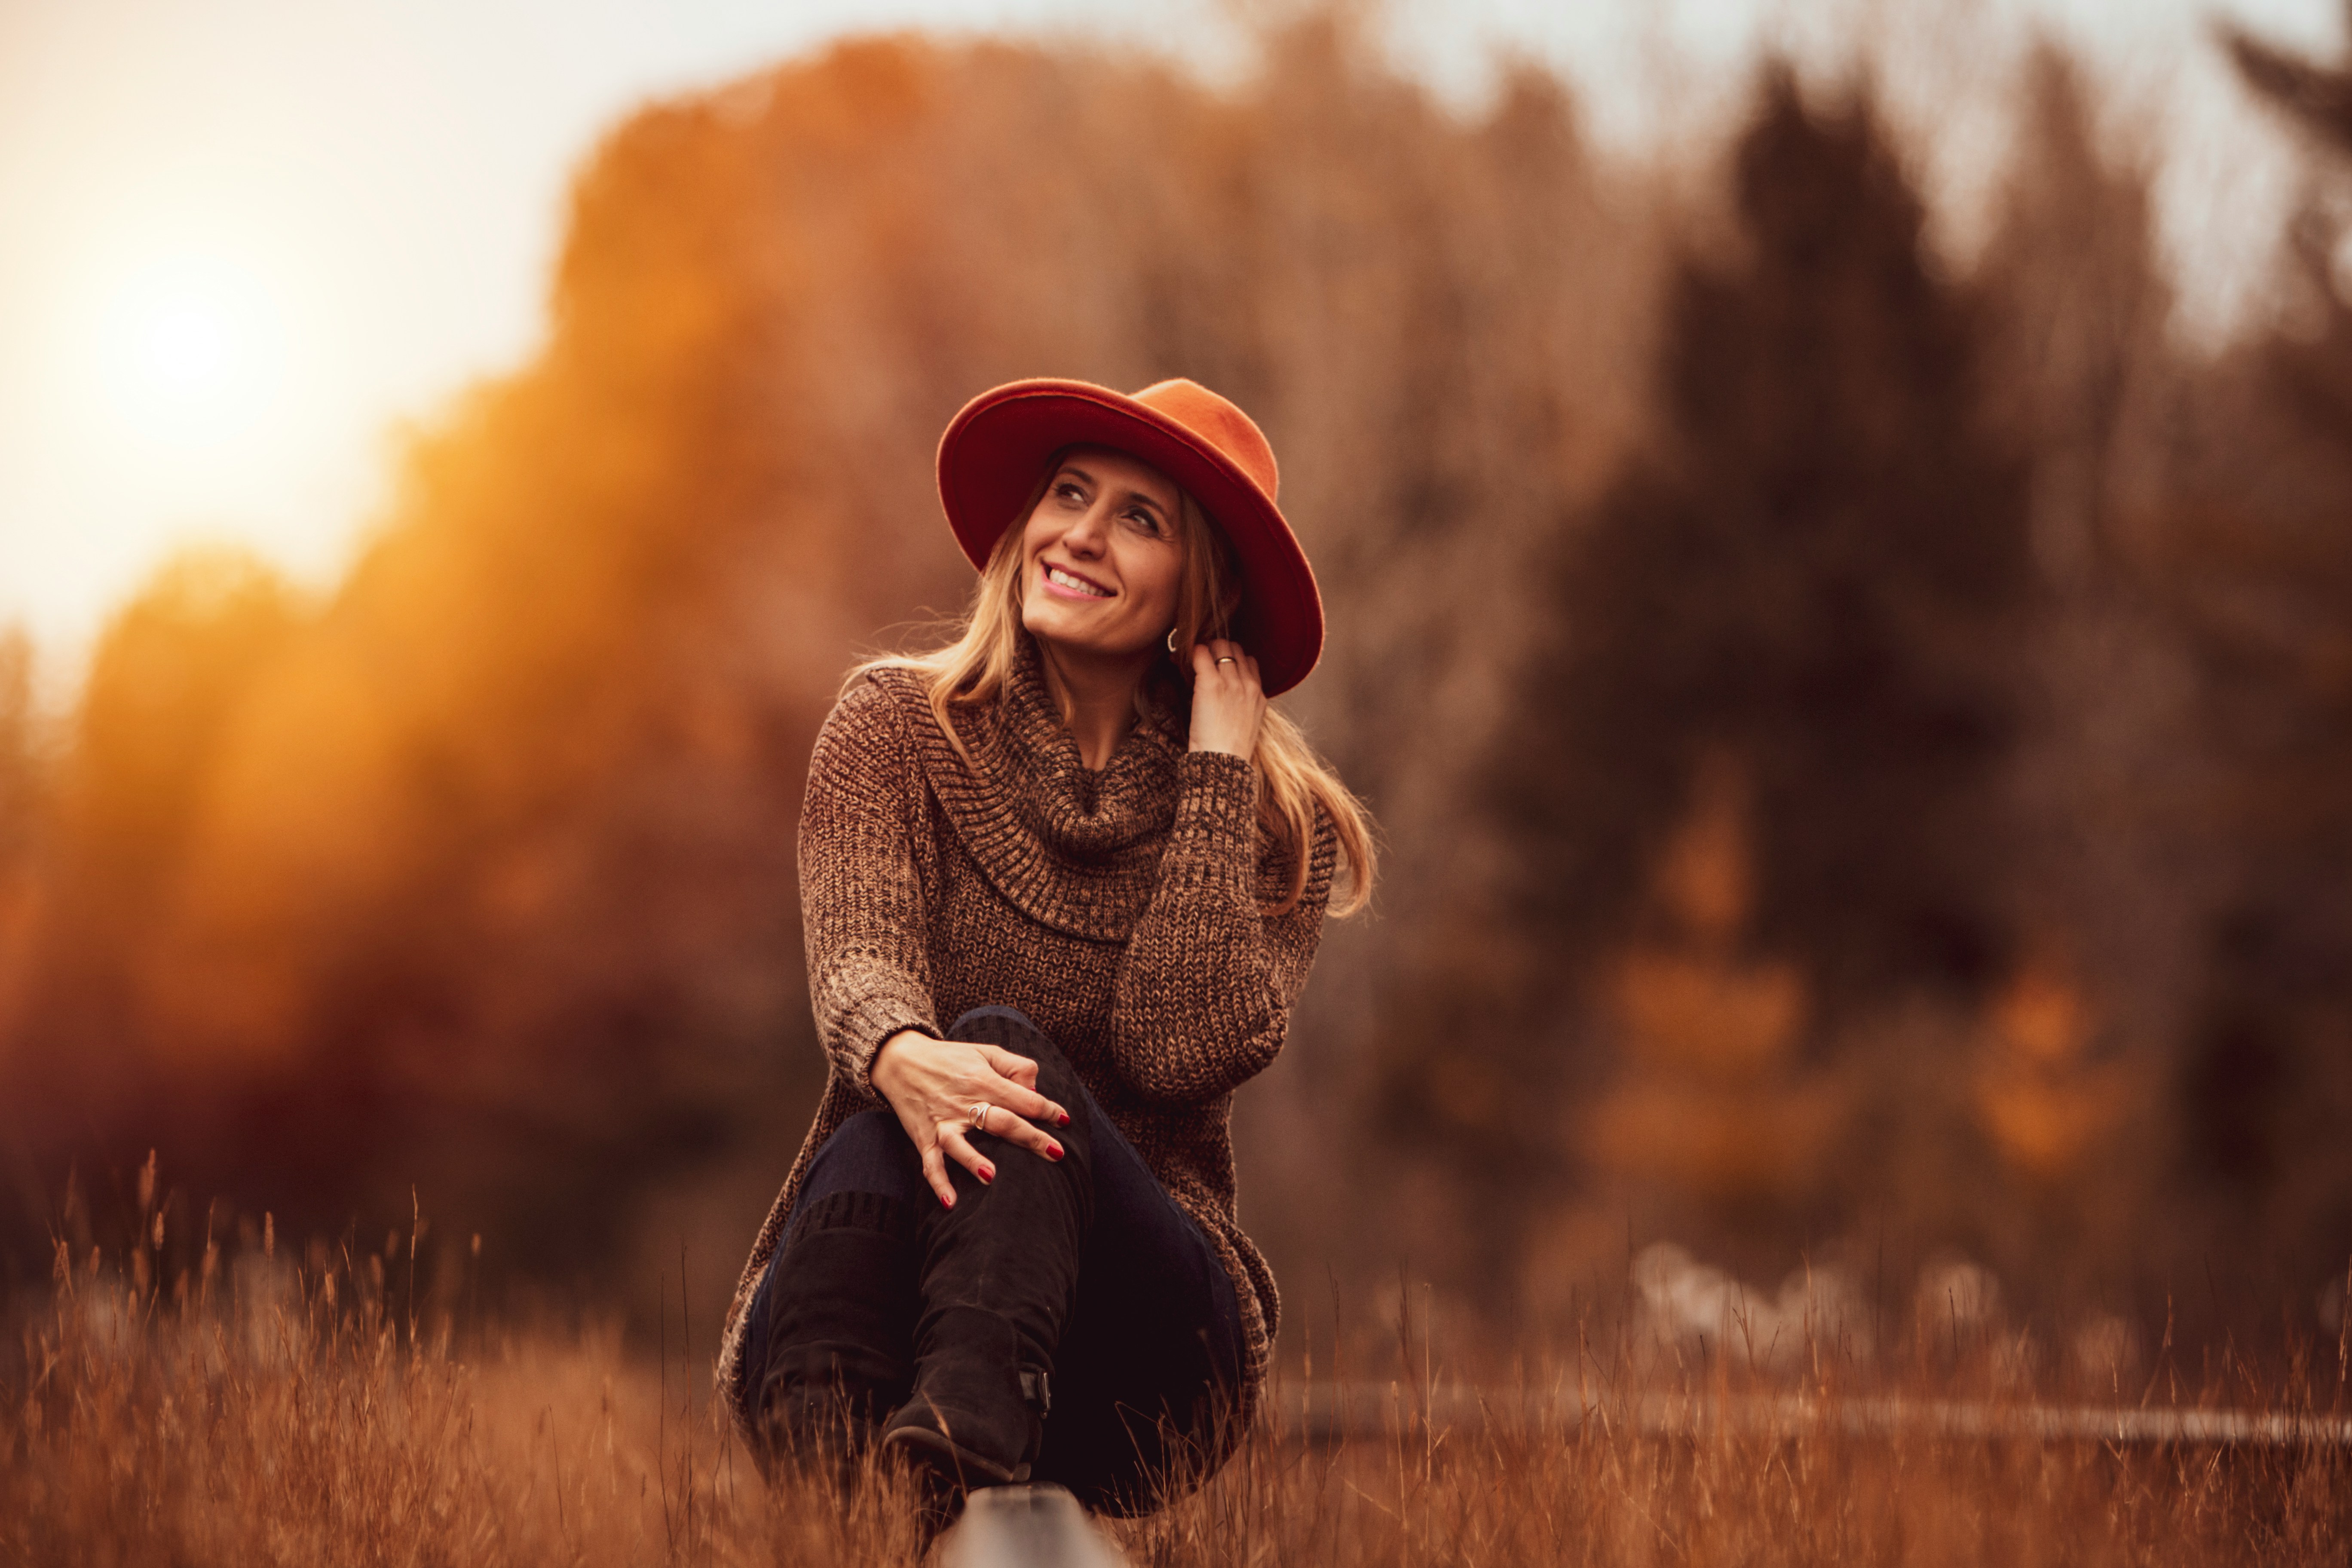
[
  {"left": 1048, "top": 1144, "right": 1064, "bottom": 1160},
  {"left": 942, "top": 1194, "right": 955, "bottom": 1209},
  {"left": 1057, "top": 1112, "right": 1072, "bottom": 1127},
  {"left": 979, "top": 1167, "right": 994, "bottom": 1184}
]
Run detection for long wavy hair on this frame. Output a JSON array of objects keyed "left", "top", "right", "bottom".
[{"left": 860, "top": 451, "right": 1375, "bottom": 916}]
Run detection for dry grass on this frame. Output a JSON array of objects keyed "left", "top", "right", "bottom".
[{"left": 5, "top": 1240, "right": 2349, "bottom": 1566}]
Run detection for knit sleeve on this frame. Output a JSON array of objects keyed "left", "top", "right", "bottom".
[
  {"left": 799, "top": 678, "right": 941, "bottom": 1094},
  {"left": 1107, "top": 751, "right": 1335, "bottom": 1104}
]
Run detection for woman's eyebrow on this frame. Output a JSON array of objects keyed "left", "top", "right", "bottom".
[{"left": 1118, "top": 488, "right": 1171, "bottom": 520}]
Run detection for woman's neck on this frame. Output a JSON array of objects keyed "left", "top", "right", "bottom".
[{"left": 1033, "top": 637, "right": 1153, "bottom": 771}]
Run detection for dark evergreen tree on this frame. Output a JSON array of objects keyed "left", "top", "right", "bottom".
[
  {"left": 1497, "top": 65, "right": 2032, "bottom": 1008},
  {"left": 2157, "top": 9, "right": 2352, "bottom": 1270}
]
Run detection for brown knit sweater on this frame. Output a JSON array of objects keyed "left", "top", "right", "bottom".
[{"left": 716, "top": 636, "right": 1338, "bottom": 1429}]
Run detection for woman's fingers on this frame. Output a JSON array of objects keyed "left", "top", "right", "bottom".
[
  {"left": 970, "top": 1101, "right": 1067, "bottom": 1163},
  {"left": 959, "top": 1058, "right": 1069, "bottom": 1161},
  {"left": 974, "top": 1042, "right": 1039, "bottom": 1091},
  {"left": 918, "top": 1140, "right": 959, "bottom": 1209},
  {"left": 1199, "top": 638, "right": 1259, "bottom": 681},
  {"left": 1186, "top": 638, "right": 1266, "bottom": 758},
  {"left": 1189, "top": 638, "right": 1256, "bottom": 687},
  {"left": 938, "top": 1125, "right": 996, "bottom": 1185},
  {"left": 970, "top": 1047, "right": 1070, "bottom": 1129}
]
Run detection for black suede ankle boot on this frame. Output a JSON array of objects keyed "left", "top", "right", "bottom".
[
  {"left": 880, "top": 1018, "right": 1094, "bottom": 1498},
  {"left": 755, "top": 1190, "right": 919, "bottom": 1473},
  {"left": 882, "top": 1306, "right": 1053, "bottom": 1486}
]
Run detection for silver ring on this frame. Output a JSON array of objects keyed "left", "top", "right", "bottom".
[{"left": 970, "top": 1101, "right": 991, "bottom": 1133}]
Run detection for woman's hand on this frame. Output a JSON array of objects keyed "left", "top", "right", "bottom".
[
  {"left": 871, "top": 1029, "right": 1071, "bottom": 1208},
  {"left": 1185, "top": 638, "right": 1265, "bottom": 758}
]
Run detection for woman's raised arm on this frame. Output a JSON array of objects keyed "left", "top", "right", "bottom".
[{"left": 1106, "top": 640, "right": 1336, "bottom": 1103}]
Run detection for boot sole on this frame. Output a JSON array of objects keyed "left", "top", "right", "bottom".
[{"left": 880, "top": 1423, "right": 1029, "bottom": 1491}]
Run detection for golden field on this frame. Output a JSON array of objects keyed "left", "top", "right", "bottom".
[{"left": 8, "top": 1227, "right": 2347, "bottom": 1567}]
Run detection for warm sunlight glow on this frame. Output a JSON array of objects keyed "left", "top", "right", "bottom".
[
  {"left": 9, "top": 217, "right": 368, "bottom": 676},
  {"left": 90, "top": 249, "right": 292, "bottom": 451}
]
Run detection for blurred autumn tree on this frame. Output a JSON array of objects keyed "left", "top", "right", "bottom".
[
  {"left": 2143, "top": 9, "right": 2352, "bottom": 1291},
  {"left": 1952, "top": 46, "right": 2187, "bottom": 1295},
  {"left": 1528, "top": 65, "right": 2031, "bottom": 1002},
  {"left": 1387, "top": 66, "right": 2033, "bottom": 1289},
  {"left": 0, "top": 631, "right": 39, "bottom": 1025},
  {"left": 6, "top": 556, "right": 307, "bottom": 1135}
]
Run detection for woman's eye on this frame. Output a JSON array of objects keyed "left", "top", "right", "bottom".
[{"left": 1126, "top": 510, "right": 1163, "bottom": 535}]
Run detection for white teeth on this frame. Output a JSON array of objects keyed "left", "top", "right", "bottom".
[{"left": 1048, "top": 566, "right": 1109, "bottom": 597}]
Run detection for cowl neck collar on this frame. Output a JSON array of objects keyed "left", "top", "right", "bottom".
[{"left": 871, "top": 637, "right": 1189, "bottom": 941}]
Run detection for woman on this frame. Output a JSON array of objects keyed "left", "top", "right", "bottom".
[{"left": 715, "top": 377, "right": 1375, "bottom": 1516}]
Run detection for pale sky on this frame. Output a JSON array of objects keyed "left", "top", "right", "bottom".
[{"left": 0, "top": 0, "right": 2341, "bottom": 686}]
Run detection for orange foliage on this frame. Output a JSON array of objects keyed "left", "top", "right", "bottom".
[
  {"left": 1587, "top": 755, "right": 1844, "bottom": 1208},
  {"left": 1974, "top": 954, "right": 2130, "bottom": 1182}
]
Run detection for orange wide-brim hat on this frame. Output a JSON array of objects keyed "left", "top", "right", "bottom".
[{"left": 935, "top": 377, "right": 1324, "bottom": 698}]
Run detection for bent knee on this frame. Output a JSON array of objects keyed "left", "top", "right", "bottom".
[
  {"left": 948, "top": 1005, "right": 1084, "bottom": 1106},
  {"left": 801, "top": 1110, "right": 923, "bottom": 1200}
]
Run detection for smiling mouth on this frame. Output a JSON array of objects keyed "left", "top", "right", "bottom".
[{"left": 1043, "top": 563, "right": 1113, "bottom": 598}]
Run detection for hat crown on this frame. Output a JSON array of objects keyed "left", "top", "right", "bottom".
[{"left": 1132, "top": 379, "right": 1279, "bottom": 502}]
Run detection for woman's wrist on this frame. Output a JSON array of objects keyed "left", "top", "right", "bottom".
[{"left": 872, "top": 1027, "right": 934, "bottom": 1099}]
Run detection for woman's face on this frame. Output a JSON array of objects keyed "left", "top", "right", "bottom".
[{"left": 1017, "top": 446, "right": 1185, "bottom": 664}]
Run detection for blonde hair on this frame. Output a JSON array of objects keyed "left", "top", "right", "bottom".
[{"left": 859, "top": 452, "right": 1375, "bottom": 916}]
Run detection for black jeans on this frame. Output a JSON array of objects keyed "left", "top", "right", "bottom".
[{"left": 739, "top": 1006, "right": 1245, "bottom": 1514}]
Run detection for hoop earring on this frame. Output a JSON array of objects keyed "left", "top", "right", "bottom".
[{"left": 1165, "top": 627, "right": 1180, "bottom": 655}]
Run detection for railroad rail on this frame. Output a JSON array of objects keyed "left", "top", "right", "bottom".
[{"left": 1281, "top": 1382, "right": 2352, "bottom": 1448}]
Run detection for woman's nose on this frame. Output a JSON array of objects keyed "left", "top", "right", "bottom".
[{"left": 1063, "top": 503, "right": 1110, "bottom": 554}]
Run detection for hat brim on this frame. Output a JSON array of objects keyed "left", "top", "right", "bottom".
[{"left": 936, "top": 379, "right": 1323, "bottom": 698}]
